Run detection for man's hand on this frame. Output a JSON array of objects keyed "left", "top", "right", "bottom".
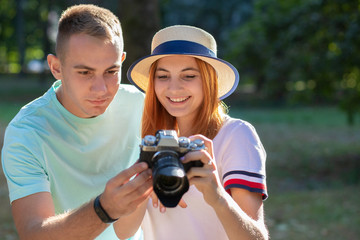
[{"left": 99, "top": 162, "right": 153, "bottom": 219}]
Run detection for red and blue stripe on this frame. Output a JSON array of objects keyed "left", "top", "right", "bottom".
[{"left": 223, "top": 170, "right": 268, "bottom": 200}]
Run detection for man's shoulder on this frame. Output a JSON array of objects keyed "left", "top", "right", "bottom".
[
  {"left": 8, "top": 90, "right": 54, "bottom": 128},
  {"left": 116, "top": 84, "right": 145, "bottom": 101},
  {"left": 118, "top": 84, "right": 143, "bottom": 94}
]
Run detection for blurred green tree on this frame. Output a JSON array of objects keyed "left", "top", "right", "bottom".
[
  {"left": 119, "top": 0, "right": 160, "bottom": 84},
  {"left": 0, "top": 0, "right": 57, "bottom": 75},
  {"left": 227, "top": 0, "right": 360, "bottom": 124},
  {"left": 159, "top": 0, "right": 253, "bottom": 59}
]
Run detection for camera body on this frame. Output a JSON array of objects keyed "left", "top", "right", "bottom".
[{"left": 139, "top": 130, "right": 205, "bottom": 207}]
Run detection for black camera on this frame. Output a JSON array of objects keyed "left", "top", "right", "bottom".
[{"left": 139, "top": 130, "right": 205, "bottom": 207}]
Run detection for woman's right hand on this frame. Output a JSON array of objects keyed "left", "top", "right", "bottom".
[{"left": 181, "top": 135, "right": 224, "bottom": 206}]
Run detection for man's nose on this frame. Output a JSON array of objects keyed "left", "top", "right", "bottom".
[{"left": 92, "top": 75, "right": 107, "bottom": 93}]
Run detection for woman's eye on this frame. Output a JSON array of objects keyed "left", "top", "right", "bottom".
[
  {"left": 156, "top": 75, "right": 168, "bottom": 80},
  {"left": 182, "top": 74, "right": 197, "bottom": 80}
]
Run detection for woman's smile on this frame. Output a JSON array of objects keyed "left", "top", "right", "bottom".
[{"left": 168, "top": 96, "right": 191, "bottom": 103}]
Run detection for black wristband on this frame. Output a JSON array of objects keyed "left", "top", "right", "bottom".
[{"left": 93, "top": 195, "right": 118, "bottom": 223}]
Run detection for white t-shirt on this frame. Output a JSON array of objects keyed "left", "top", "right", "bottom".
[
  {"left": 141, "top": 117, "right": 267, "bottom": 240},
  {"left": 2, "top": 80, "right": 144, "bottom": 240}
]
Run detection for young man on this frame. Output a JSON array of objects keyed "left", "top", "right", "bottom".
[{"left": 1, "top": 4, "right": 152, "bottom": 240}]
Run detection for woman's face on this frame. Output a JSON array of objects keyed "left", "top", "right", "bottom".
[{"left": 154, "top": 55, "right": 204, "bottom": 124}]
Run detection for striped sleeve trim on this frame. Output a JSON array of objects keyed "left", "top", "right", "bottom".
[{"left": 223, "top": 170, "right": 268, "bottom": 200}]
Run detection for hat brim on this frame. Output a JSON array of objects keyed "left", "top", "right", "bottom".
[{"left": 127, "top": 53, "right": 239, "bottom": 100}]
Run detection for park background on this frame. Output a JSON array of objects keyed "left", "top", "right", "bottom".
[{"left": 0, "top": 0, "right": 359, "bottom": 239}]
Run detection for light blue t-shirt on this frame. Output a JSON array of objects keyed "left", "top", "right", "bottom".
[{"left": 1, "top": 80, "right": 144, "bottom": 239}]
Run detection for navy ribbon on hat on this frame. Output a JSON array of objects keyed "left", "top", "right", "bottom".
[{"left": 152, "top": 40, "right": 216, "bottom": 58}]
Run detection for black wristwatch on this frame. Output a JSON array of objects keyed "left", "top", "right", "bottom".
[{"left": 93, "top": 195, "right": 119, "bottom": 223}]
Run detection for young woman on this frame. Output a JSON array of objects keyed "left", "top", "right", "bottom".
[{"left": 125, "top": 25, "right": 269, "bottom": 240}]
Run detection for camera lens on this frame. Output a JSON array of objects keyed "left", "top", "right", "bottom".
[
  {"left": 152, "top": 151, "right": 186, "bottom": 193},
  {"left": 157, "top": 174, "right": 182, "bottom": 191},
  {"left": 151, "top": 150, "right": 189, "bottom": 207}
]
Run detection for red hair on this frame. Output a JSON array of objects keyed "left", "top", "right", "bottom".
[{"left": 141, "top": 58, "right": 225, "bottom": 139}]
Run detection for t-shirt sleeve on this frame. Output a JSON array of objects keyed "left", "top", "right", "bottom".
[
  {"left": 216, "top": 119, "right": 268, "bottom": 200},
  {"left": 1, "top": 125, "right": 50, "bottom": 203}
]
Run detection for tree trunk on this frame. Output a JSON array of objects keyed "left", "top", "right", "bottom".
[
  {"left": 16, "top": 0, "right": 25, "bottom": 77},
  {"left": 118, "top": 0, "right": 160, "bottom": 84}
]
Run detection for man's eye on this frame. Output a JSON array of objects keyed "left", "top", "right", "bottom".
[
  {"left": 107, "top": 70, "right": 119, "bottom": 75},
  {"left": 78, "top": 71, "right": 89, "bottom": 75}
]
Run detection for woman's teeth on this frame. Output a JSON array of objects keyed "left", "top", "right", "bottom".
[{"left": 169, "top": 97, "right": 190, "bottom": 102}]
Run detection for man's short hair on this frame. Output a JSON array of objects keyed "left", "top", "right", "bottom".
[{"left": 56, "top": 4, "right": 123, "bottom": 61}]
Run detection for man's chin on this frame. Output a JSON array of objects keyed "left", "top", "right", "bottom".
[{"left": 86, "top": 107, "right": 108, "bottom": 118}]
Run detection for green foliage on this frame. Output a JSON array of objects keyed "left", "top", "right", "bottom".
[
  {"left": 227, "top": 0, "right": 360, "bottom": 124},
  {"left": 0, "top": 0, "right": 58, "bottom": 73},
  {"left": 159, "top": 0, "right": 253, "bottom": 58}
]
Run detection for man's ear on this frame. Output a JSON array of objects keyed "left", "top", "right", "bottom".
[{"left": 47, "top": 54, "right": 62, "bottom": 80}]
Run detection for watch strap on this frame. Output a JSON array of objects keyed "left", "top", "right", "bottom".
[{"left": 93, "top": 195, "right": 118, "bottom": 223}]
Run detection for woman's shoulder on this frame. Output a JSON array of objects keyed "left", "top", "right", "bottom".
[
  {"left": 221, "top": 115, "right": 256, "bottom": 133},
  {"left": 214, "top": 116, "right": 261, "bottom": 146}
]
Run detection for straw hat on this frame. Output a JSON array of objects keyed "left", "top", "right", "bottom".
[{"left": 127, "top": 25, "right": 239, "bottom": 100}]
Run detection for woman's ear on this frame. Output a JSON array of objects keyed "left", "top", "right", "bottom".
[{"left": 47, "top": 54, "right": 62, "bottom": 80}]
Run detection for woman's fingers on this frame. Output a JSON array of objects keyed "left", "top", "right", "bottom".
[{"left": 189, "top": 134, "right": 214, "bottom": 158}]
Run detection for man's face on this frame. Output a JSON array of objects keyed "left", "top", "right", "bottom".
[{"left": 55, "top": 33, "right": 124, "bottom": 118}]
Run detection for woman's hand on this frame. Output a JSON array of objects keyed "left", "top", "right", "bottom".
[
  {"left": 181, "top": 134, "right": 223, "bottom": 206},
  {"left": 149, "top": 134, "right": 220, "bottom": 211}
]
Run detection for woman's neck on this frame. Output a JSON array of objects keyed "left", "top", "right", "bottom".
[{"left": 176, "top": 116, "right": 194, "bottom": 137}]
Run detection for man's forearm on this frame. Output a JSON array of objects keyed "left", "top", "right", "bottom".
[
  {"left": 19, "top": 199, "right": 108, "bottom": 240},
  {"left": 13, "top": 163, "right": 152, "bottom": 240},
  {"left": 113, "top": 199, "right": 148, "bottom": 239}
]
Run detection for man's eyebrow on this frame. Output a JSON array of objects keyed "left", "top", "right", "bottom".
[
  {"left": 72, "top": 64, "right": 121, "bottom": 71},
  {"left": 73, "top": 65, "right": 95, "bottom": 71},
  {"left": 106, "top": 64, "right": 121, "bottom": 71}
]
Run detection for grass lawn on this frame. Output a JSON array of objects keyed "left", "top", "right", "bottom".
[
  {"left": 1, "top": 96, "right": 359, "bottom": 239},
  {"left": 265, "top": 186, "right": 360, "bottom": 239}
]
